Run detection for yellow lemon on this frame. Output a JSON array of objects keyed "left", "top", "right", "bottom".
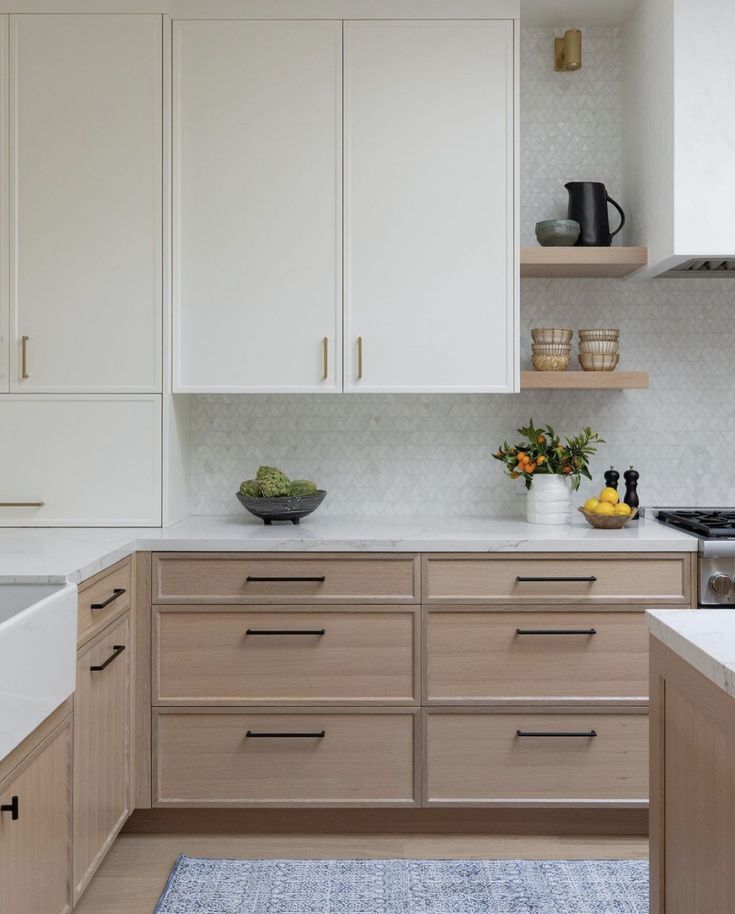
[
  {"left": 614, "top": 502, "right": 632, "bottom": 516},
  {"left": 583, "top": 498, "right": 600, "bottom": 512},
  {"left": 599, "top": 487, "right": 619, "bottom": 505},
  {"left": 593, "top": 501, "right": 615, "bottom": 515}
]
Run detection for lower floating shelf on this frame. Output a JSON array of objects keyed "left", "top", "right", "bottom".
[{"left": 521, "top": 371, "right": 650, "bottom": 390}]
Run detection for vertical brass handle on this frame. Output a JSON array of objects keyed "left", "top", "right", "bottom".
[
  {"left": 357, "top": 336, "right": 363, "bottom": 380},
  {"left": 322, "top": 337, "right": 328, "bottom": 380},
  {"left": 21, "top": 336, "right": 29, "bottom": 380}
]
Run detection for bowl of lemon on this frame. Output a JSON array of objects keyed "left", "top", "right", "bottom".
[{"left": 578, "top": 487, "right": 637, "bottom": 529}]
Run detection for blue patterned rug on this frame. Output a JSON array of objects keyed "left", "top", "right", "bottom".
[{"left": 154, "top": 856, "right": 648, "bottom": 913}]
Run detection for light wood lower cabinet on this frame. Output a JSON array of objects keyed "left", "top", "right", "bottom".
[
  {"left": 0, "top": 713, "right": 73, "bottom": 914},
  {"left": 424, "top": 709, "right": 648, "bottom": 806},
  {"left": 73, "top": 613, "right": 133, "bottom": 902},
  {"left": 146, "top": 552, "right": 693, "bottom": 812},
  {"left": 425, "top": 608, "right": 649, "bottom": 702},
  {"left": 153, "top": 605, "right": 419, "bottom": 705},
  {"left": 154, "top": 709, "right": 419, "bottom": 807}
]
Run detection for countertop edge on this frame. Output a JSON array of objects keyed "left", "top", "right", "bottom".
[
  {"left": 0, "top": 516, "right": 698, "bottom": 584},
  {"left": 647, "top": 610, "right": 735, "bottom": 700}
]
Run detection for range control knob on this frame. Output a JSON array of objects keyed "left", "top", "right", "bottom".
[{"left": 709, "top": 573, "right": 734, "bottom": 596}]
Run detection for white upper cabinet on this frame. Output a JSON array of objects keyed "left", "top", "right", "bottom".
[
  {"left": 0, "top": 16, "right": 8, "bottom": 393},
  {"left": 343, "top": 20, "right": 517, "bottom": 392},
  {"left": 0, "top": 396, "right": 161, "bottom": 526},
  {"left": 173, "top": 20, "right": 342, "bottom": 393},
  {"left": 8, "top": 15, "right": 162, "bottom": 392}
]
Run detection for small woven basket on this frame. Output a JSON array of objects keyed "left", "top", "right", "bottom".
[{"left": 577, "top": 506, "right": 638, "bottom": 529}]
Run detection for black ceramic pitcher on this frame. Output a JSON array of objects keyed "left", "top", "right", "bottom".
[{"left": 565, "top": 182, "right": 625, "bottom": 246}]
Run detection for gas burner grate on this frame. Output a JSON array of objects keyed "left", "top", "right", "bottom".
[{"left": 658, "top": 509, "right": 735, "bottom": 537}]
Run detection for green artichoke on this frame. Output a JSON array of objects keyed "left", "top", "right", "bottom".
[
  {"left": 258, "top": 470, "right": 291, "bottom": 497},
  {"left": 257, "top": 465, "right": 284, "bottom": 480},
  {"left": 239, "top": 479, "right": 261, "bottom": 498},
  {"left": 288, "top": 480, "right": 318, "bottom": 497}
]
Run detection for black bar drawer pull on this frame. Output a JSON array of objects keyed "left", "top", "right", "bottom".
[
  {"left": 246, "top": 629, "right": 326, "bottom": 636},
  {"left": 246, "top": 576, "right": 326, "bottom": 583},
  {"left": 91, "top": 587, "right": 126, "bottom": 610},
  {"left": 0, "top": 795, "right": 19, "bottom": 820},
  {"left": 90, "top": 644, "right": 126, "bottom": 672},
  {"left": 516, "top": 730, "right": 597, "bottom": 738},
  {"left": 246, "top": 730, "right": 326, "bottom": 739},
  {"left": 516, "top": 628, "right": 597, "bottom": 636},
  {"left": 516, "top": 575, "right": 597, "bottom": 583}
]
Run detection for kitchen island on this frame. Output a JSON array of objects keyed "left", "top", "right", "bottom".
[{"left": 648, "top": 610, "right": 735, "bottom": 914}]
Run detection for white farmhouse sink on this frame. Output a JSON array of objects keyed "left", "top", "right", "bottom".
[{"left": 0, "top": 582, "right": 77, "bottom": 759}]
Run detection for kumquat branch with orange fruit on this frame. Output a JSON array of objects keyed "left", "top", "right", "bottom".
[{"left": 492, "top": 420, "right": 603, "bottom": 493}]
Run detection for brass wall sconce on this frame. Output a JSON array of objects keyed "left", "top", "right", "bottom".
[{"left": 555, "top": 29, "right": 582, "bottom": 71}]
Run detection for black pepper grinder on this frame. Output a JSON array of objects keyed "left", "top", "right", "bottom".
[
  {"left": 624, "top": 466, "right": 640, "bottom": 519},
  {"left": 604, "top": 467, "right": 620, "bottom": 492}
]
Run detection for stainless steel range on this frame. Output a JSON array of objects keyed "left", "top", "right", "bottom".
[{"left": 655, "top": 509, "right": 735, "bottom": 606}]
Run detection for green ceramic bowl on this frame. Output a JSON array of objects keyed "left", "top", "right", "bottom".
[{"left": 535, "top": 219, "right": 580, "bottom": 247}]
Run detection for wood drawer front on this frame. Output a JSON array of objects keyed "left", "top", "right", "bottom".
[
  {"left": 153, "top": 554, "right": 420, "bottom": 604},
  {"left": 423, "top": 554, "right": 691, "bottom": 605},
  {"left": 154, "top": 606, "right": 418, "bottom": 705},
  {"left": 426, "top": 610, "right": 649, "bottom": 702},
  {"left": 425, "top": 710, "right": 648, "bottom": 805},
  {"left": 77, "top": 558, "right": 132, "bottom": 647},
  {"left": 154, "top": 710, "right": 418, "bottom": 806}
]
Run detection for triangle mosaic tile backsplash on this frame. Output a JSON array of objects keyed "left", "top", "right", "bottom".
[{"left": 189, "top": 27, "right": 735, "bottom": 517}]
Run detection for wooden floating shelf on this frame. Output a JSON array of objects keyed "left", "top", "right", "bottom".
[
  {"left": 521, "top": 371, "right": 650, "bottom": 390},
  {"left": 520, "top": 246, "right": 648, "bottom": 278}
]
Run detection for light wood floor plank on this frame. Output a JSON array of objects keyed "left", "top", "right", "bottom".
[{"left": 74, "top": 833, "right": 648, "bottom": 914}]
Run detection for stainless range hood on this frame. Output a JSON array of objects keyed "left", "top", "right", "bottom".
[{"left": 660, "top": 259, "right": 735, "bottom": 278}]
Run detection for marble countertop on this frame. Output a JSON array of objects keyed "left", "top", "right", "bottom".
[
  {"left": 0, "top": 514, "right": 697, "bottom": 584},
  {"left": 648, "top": 610, "right": 735, "bottom": 699}
]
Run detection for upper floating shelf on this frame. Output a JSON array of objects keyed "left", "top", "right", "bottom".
[{"left": 520, "top": 246, "right": 648, "bottom": 278}]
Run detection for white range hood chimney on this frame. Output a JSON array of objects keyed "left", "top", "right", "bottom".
[{"left": 622, "top": 0, "right": 735, "bottom": 278}]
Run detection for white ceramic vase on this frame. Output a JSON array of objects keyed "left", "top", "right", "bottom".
[{"left": 526, "top": 473, "right": 572, "bottom": 525}]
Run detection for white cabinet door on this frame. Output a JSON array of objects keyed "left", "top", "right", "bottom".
[
  {"left": 0, "top": 16, "right": 8, "bottom": 394},
  {"left": 173, "top": 21, "right": 342, "bottom": 393},
  {"left": 344, "top": 21, "right": 517, "bottom": 392},
  {"left": 9, "top": 15, "right": 162, "bottom": 393},
  {"left": 0, "top": 396, "right": 161, "bottom": 526}
]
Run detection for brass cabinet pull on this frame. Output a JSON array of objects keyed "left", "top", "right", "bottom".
[
  {"left": 322, "top": 337, "right": 328, "bottom": 380},
  {"left": 21, "top": 336, "right": 29, "bottom": 380},
  {"left": 0, "top": 501, "right": 45, "bottom": 508},
  {"left": 357, "top": 336, "right": 363, "bottom": 380}
]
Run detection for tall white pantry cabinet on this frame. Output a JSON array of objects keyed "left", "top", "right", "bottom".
[
  {"left": 173, "top": 16, "right": 518, "bottom": 393},
  {"left": 0, "top": 14, "right": 163, "bottom": 525}
]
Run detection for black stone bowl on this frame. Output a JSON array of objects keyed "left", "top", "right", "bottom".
[{"left": 235, "top": 490, "right": 327, "bottom": 525}]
